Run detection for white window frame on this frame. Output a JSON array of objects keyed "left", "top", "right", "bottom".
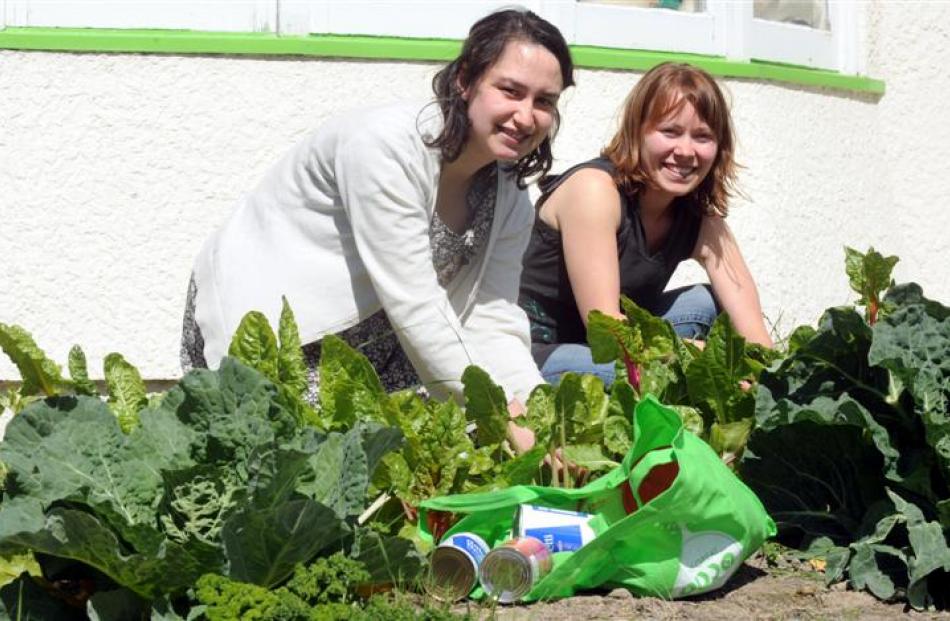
[
  {"left": 1, "top": 0, "right": 865, "bottom": 75},
  {"left": 2, "top": 0, "right": 277, "bottom": 33}
]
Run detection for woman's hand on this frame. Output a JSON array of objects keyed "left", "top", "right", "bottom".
[{"left": 506, "top": 399, "right": 536, "bottom": 453}]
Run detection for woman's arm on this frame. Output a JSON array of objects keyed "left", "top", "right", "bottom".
[
  {"left": 547, "top": 168, "right": 626, "bottom": 323},
  {"left": 692, "top": 215, "right": 773, "bottom": 348},
  {"left": 334, "top": 117, "right": 491, "bottom": 402}
]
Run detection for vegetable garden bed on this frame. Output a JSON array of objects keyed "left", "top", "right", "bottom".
[{"left": 0, "top": 246, "right": 946, "bottom": 619}]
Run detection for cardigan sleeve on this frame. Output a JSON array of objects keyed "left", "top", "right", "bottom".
[
  {"left": 333, "top": 122, "right": 492, "bottom": 402},
  {"left": 459, "top": 188, "right": 545, "bottom": 404}
]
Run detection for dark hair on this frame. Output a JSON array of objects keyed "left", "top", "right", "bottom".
[
  {"left": 602, "top": 62, "right": 738, "bottom": 217},
  {"left": 427, "top": 8, "right": 574, "bottom": 188}
]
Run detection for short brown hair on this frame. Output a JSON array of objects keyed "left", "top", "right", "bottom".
[{"left": 602, "top": 62, "right": 738, "bottom": 217}]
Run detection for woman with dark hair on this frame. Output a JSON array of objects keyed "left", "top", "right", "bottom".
[
  {"left": 519, "top": 62, "right": 772, "bottom": 388},
  {"left": 182, "top": 9, "right": 573, "bottom": 429}
]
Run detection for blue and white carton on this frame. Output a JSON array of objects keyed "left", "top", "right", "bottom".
[{"left": 516, "top": 504, "right": 597, "bottom": 553}]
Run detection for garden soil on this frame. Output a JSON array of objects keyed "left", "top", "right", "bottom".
[{"left": 449, "top": 551, "right": 950, "bottom": 620}]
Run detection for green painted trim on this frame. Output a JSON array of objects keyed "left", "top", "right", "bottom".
[{"left": 0, "top": 27, "right": 885, "bottom": 94}]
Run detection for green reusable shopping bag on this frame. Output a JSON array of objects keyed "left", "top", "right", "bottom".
[{"left": 419, "top": 394, "right": 776, "bottom": 601}]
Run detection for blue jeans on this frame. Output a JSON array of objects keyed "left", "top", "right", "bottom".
[{"left": 539, "top": 284, "right": 719, "bottom": 388}]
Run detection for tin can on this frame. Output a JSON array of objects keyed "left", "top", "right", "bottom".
[
  {"left": 479, "top": 536, "right": 553, "bottom": 603},
  {"left": 426, "top": 532, "right": 490, "bottom": 602},
  {"left": 516, "top": 504, "right": 596, "bottom": 552}
]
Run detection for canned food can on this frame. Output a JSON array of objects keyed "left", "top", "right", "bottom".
[
  {"left": 426, "top": 532, "right": 490, "bottom": 602},
  {"left": 516, "top": 504, "right": 596, "bottom": 552},
  {"left": 479, "top": 536, "right": 553, "bottom": 603}
]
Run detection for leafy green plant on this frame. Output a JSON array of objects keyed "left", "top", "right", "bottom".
[
  {"left": 845, "top": 246, "right": 899, "bottom": 325},
  {"left": 587, "top": 296, "right": 777, "bottom": 461},
  {"left": 741, "top": 249, "right": 950, "bottom": 610}
]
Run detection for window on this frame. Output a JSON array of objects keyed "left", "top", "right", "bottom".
[{"left": 2, "top": 0, "right": 864, "bottom": 75}]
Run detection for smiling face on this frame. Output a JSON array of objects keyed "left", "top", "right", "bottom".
[
  {"left": 460, "top": 39, "right": 564, "bottom": 165},
  {"left": 640, "top": 97, "right": 719, "bottom": 206}
]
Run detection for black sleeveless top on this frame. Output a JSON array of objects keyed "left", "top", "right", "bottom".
[{"left": 518, "top": 157, "right": 703, "bottom": 365}]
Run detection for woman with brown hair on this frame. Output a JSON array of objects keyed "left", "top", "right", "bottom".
[
  {"left": 519, "top": 62, "right": 772, "bottom": 387},
  {"left": 182, "top": 9, "right": 573, "bottom": 429}
]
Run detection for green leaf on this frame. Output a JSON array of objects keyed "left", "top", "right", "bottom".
[
  {"left": 844, "top": 246, "right": 899, "bottom": 323},
  {"left": 462, "top": 365, "right": 509, "bottom": 447},
  {"left": 104, "top": 352, "right": 147, "bottom": 433},
  {"left": 0, "top": 500, "right": 210, "bottom": 599},
  {"left": 0, "top": 396, "right": 196, "bottom": 553},
  {"left": 685, "top": 313, "right": 756, "bottom": 427},
  {"left": 886, "top": 490, "right": 950, "bottom": 610},
  {"left": 86, "top": 589, "right": 150, "bottom": 621},
  {"left": 228, "top": 311, "right": 279, "bottom": 382},
  {"left": 561, "top": 444, "right": 619, "bottom": 473},
  {"left": 318, "top": 335, "right": 388, "bottom": 430},
  {"left": 350, "top": 529, "right": 425, "bottom": 587},
  {"left": 868, "top": 298, "right": 950, "bottom": 484},
  {"left": 708, "top": 419, "right": 753, "bottom": 459},
  {"left": 669, "top": 405, "right": 704, "bottom": 437},
  {"left": 786, "top": 325, "right": 817, "bottom": 355},
  {"left": 0, "top": 551, "right": 41, "bottom": 588},
  {"left": 523, "top": 383, "right": 556, "bottom": 448},
  {"left": 0, "top": 322, "right": 70, "bottom": 397},
  {"left": 0, "top": 572, "right": 85, "bottom": 620},
  {"left": 222, "top": 498, "right": 347, "bottom": 588},
  {"left": 276, "top": 296, "right": 308, "bottom": 399},
  {"left": 68, "top": 345, "right": 99, "bottom": 396}
]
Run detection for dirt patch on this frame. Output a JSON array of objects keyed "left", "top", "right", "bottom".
[{"left": 449, "top": 552, "right": 950, "bottom": 620}]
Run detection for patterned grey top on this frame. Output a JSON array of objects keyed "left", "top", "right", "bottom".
[{"left": 181, "top": 164, "right": 498, "bottom": 405}]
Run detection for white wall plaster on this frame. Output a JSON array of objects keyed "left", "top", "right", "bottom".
[{"left": 1, "top": 0, "right": 948, "bottom": 380}]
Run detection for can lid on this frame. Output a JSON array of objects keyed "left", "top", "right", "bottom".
[
  {"left": 479, "top": 548, "right": 533, "bottom": 603},
  {"left": 426, "top": 546, "right": 477, "bottom": 602}
]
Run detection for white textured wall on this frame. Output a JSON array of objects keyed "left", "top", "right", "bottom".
[{"left": 2, "top": 0, "right": 949, "bottom": 381}]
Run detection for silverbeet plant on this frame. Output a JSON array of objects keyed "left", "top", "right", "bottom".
[{"left": 585, "top": 296, "right": 777, "bottom": 463}]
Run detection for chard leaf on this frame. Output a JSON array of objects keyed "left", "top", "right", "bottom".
[
  {"left": 276, "top": 297, "right": 308, "bottom": 398},
  {"left": 845, "top": 246, "right": 899, "bottom": 323},
  {"left": 669, "top": 405, "right": 705, "bottom": 437},
  {"left": 0, "top": 551, "right": 41, "bottom": 588},
  {"left": 587, "top": 297, "right": 676, "bottom": 369},
  {"left": 228, "top": 311, "right": 279, "bottom": 382},
  {"left": 318, "top": 335, "right": 388, "bottom": 430},
  {"left": 685, "top": 313, "right": 756, "bottom": 427},
  {"left": 524, "top": 384, "right": 556, "bottom": 447},
  {"left": 604, "top": 379, "right": 637, "bottom": 456},
  {"left": 104, "top": 352, "right": 147, "bottom": 433},
  {"left": 708, "top": 419, "right": 753, "bottom": 460},
  {"left": 619, "top": 296, "right": 677, "bottom": 363},
  {"left": 462, "top": 365, "right": 509, "bottom": 447},
  {"left": 561, "top": 444, "right": 618, "bottom": 473},
  {"left": 68, "top": 345, "right": 99, "bottom": 396},
  {"left": 554, "top": 373, "right": 609, "bottom": 445},
  {"left": 0, "top": 323, "right": 70, "bottom": 397}
]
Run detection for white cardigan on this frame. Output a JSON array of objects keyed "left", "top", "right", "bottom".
[{"left": 193, "top": 101, "right": 545, "bottom": 403}]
